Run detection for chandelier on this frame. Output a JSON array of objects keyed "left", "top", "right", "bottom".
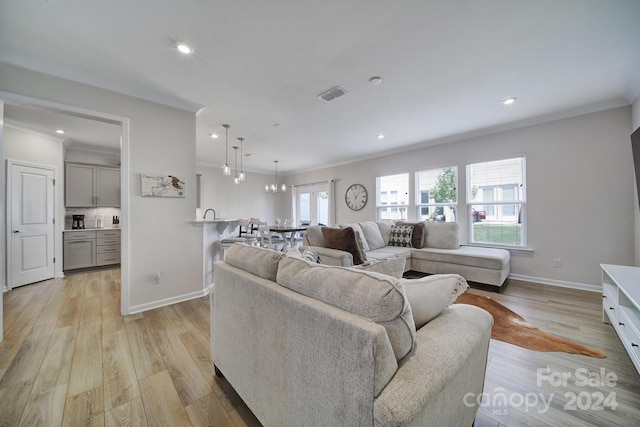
[
  {"left": 238, "top": 137, "right": 246, "bottom": 182},
  {"left": 265, "top": 160, "right": 286, "bottom": 193},
  {"left": 221, "top": 124, "right": 231, "bottom": 176}
]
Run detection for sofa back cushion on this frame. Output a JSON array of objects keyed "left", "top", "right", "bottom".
[
  {"left": 304, "top": 225, "right": 326, "bottom": 247},
  {"left": 276, "top": 257, "right": 416, "bottom": 361},
  {"left": 359, "top": 221, "right": 386, "bottom": 250},
  {"left": 322, "top": 227, "right": 367, "bottom": 265},
  {"left": 425, "top": 222, "right": 460, "bottom": 249},
  {"left": 225, "top": 243, "right": 284, "bottom": 281}
]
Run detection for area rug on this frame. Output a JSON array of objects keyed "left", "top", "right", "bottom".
[{"left": 453, "top": 292, "right": 606, "bottom": 358}]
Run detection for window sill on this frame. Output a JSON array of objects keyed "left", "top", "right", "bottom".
[{"left": 462, "top": 243, "right": 533, "bottom": 253}]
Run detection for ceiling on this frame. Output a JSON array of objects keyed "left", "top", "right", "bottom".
[{"left": 1, "top": 0, "right": 639, "bottom": 174}]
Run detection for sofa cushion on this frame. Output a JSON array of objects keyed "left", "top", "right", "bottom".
[
  {"left": 322, "top": 227, "right": 367, "bottom": 265},
  {"left": 425, "top": 222, "right": 459, "bottom": 249},
  {"left": 225, "top": 243, "right": 284, "bottom": 281},
  {"left": 411, "top": 245, "right": 510, "bottom": 270},
  {"left": 376, "top": 221, "right": 394, "bottom": 246},
  {"left": 359, "top": 221, "right": 386, "bottom": 250},
  {"left": 366, "top": 246, "right": 413, "bottom": 262},
  {"left": 402, "top": 274, "right": 469, "bottom": 329},
  {"left": 341, "top": 223, "right": 370, "bottom": 251},
  {"left": 351, "top": 257, "right": 406, "bottom": 279},
  {"left": 395, "top": 221, "right": 426, "bottom": 248},
  {"left": 388, "top": 225, "right": 414, "bottom": 247},
  {"left": 304, "top": 225, "right": 327, "bottom": 247},
  {"left": 276, "top": 257, "right": 416, "bottom": 361}
]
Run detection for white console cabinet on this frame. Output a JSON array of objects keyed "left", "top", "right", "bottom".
[{"left": 601, "top": 264, "right": 640, "bottom": 374}]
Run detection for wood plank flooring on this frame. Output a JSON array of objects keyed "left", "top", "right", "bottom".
[{"left": 1, "top": 270, "right": 639, "bottom": 426}]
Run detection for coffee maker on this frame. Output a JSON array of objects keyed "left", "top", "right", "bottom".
[{"left": 72, "top": 215, "right": 85, "bottom": 229}]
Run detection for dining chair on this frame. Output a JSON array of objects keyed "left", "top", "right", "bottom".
[
  {"left": 238, "top": 218, "right": 258, "bottom": 246},
  {"left": 249, "top": 217, "right": 260, "bottom": 235},
  {"left": 258, "top": 222, "right": 285, "bottom": 251}
]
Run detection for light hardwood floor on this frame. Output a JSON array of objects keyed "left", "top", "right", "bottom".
[{"left": 1, "top": 270, "right": 639, "bottom": 426}]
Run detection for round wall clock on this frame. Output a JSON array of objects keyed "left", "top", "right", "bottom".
[{"left": 345, "top": 183, "right": 368, "bottom": 211}]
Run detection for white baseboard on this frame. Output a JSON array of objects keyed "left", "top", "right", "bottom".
[
  {"left": 128, "top": 288, "right": 211, "bottom": 315},
  {"left": 509, "top": 274, "right": 601, "bottom": 293}
]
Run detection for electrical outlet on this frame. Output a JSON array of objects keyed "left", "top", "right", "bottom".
[
  {"left": 553, "top": 259, "right": 562, "bottom": 268},
  {"left": 152, "top": 271, "right": 161, "bottom": 284}
]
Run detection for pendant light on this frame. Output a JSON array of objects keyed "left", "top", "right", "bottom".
[
  {"left": 222, "top": 124, "right": 231, "bottom": 176},
  {"left": 238, "top": 137, "right": 246, "bottom": 182},
  {"left": 233, "top": 146, "right": 240, "bottom": 185},
  {"left": 265, "top": 160, "right": 287, "bottom": 193}
]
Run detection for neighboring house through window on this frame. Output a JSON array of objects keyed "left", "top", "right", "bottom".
[
  {"left": 467, "top": 156, "right": 526, "bottom": 247},
  {"left": 415, "top": 166, "right": 457, "bottom": 222},
  {"left": 376, "top": 173, "right": 409, "bottom": 220}
]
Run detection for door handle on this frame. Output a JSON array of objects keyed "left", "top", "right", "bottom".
[{"left": 13, "top": 230, "right": 19, "bottom": 233}]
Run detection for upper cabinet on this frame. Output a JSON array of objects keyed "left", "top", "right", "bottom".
[{"left": 65, "top": 162, "right": 120, "bottom": 207}]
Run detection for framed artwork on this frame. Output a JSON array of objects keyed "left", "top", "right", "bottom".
[{"left": 141, "top": 173, "right": 186, "bottom": 197}]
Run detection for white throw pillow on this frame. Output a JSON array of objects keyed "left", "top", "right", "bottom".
[{"left": 401, "top": 274, "right": 469, "bottom": 329}]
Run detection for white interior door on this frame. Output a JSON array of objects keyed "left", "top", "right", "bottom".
[{"left": 9, "top": 162, "right": 55, "bottom": 288}]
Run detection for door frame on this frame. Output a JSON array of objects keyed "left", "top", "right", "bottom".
[
  {"left": 0, "top": 91, "right": 131, "bottom": 315},
  {"left": 6, "top": 160, "right": 57, "bottom": 290}
]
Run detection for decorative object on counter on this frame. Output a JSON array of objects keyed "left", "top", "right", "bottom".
[
  {"left": 141, "top": 173, "right": 185, "bottom": 197},
  {"left": 72, "top": 214, "right": 85, "bottom": 229},
  {"left": 95, "top": 214, "right": 104, "bottom": 228},
  {"left": 265, "top": 160, "right": 286, "bottom": 193},
  {"left": 222, "top": 124, "right": 231, "bottom": 176}
]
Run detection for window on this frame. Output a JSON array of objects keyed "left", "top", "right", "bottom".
[
  {"left": 376, "top": 173, "right": 409, "bottom": 220},
  {"left": 294, "top": 182, "right": 329, "bottom": 225},
  {"left": 415, "top": 166, "right": 457, "bottom": 222},
  {"left": 467, "top": 157, "right": 526, "bottom": 247}
]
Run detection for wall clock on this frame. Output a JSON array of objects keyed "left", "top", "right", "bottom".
[{"left": 345, "top": 184, "right": 368, "bottom": 211}]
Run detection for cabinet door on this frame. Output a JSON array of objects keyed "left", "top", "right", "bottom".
[
  {"left": 97, "top": 167, "right": 120, "bottom": 207},
  {"left": 63, "top": 239, "right": 97, "bottom": 270},
  {"left": 65, "top": 164, "right": 96, "bottom": 207}
]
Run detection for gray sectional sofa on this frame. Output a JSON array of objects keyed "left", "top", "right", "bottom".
[
  {"left": 211, "top": 244, "right": 493, "bottom": 426},
  {"left": 302, "top": 221, "right": 511, "bottom": 289}
]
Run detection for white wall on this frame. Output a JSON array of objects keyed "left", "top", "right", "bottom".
[
  {"left": 2, "top": 126, "right": 65, "bottom": 279},
  {"left": 196, "top": 164, "right": 281, "bottom": 224},
  {"left": 0, "top": 62, "right": 201, "bottom": 313},
  {"left": 287, "top": 106, "right": 635, "bottom": 288}
]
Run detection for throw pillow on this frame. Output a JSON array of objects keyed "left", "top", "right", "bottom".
[
  {"left": 286, "top": 246, "right": 322, "bottom": 264},
  {"left": 395, "top": 221, "right": 426, "bottom": 248},
  {"left": 321, "top": 226, "right": 367, "bottom": 265},
  {"left": 341, "top": 223, "right": 370, "bottom": 251},
  {"left": 388, "top": 225, "right": 414, "bottom": 247},
  {"left": 401, "top": 274, "right": 469, "bottom": 329},
  {"left": 359, "top": 221, "right": 386, "bottom": 250},
  {"left": 352, "top": 257, "right": 406, "bottom": 279}
]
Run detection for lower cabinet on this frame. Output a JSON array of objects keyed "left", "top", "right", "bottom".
[{"left": 64, "top": 229, "right": 120, "bottom": 271}]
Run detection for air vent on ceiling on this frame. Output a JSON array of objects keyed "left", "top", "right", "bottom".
[{"left": 318, "top": 86, "right": 347, "bottom": 103}]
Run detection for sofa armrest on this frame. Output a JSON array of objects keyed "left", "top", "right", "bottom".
[
  {"left": 300, "top": 245, "right": 354, "bottom": 266},
  {"left": 374, "top": 304, "right": 493, "bottom": 426}
]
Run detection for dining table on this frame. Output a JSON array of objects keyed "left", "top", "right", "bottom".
[{"left": 268, "top": 225, "right": 308, "bottom": 250}]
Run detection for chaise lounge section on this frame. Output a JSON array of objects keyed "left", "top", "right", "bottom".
[{"left": 302, "top": 221, "right": 510, "bottom": 289}]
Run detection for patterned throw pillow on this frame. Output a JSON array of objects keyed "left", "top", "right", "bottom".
[
  {"left": 388, "top": 225, "right": 414, "bottom": 247},
  {"left": 302, "top": 249, "right": 322, "bottom": 264}
]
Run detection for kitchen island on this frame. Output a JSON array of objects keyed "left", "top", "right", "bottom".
[{"left": 193, "top": 218, "right": 239, "bottom": 291}]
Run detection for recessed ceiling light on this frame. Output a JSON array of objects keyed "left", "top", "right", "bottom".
[
  {"left": 55, "top": 129, "right": 65, "bottom": 134},
  {"left": 369, "top": 76, "right": 383, "bottom": 85},
  {"left": 377, "top": 134, "right": 385, "bottom": 139},
  {"left": 177, "top": 42, "right": 194, "bottom": 54},
  {"left": 210, "top": 133, "right": 218, "bottom": 139},
  {"left": 502, "top": 97, "right": 517, "bottom": 105}
]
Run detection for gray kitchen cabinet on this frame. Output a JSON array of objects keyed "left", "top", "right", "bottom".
[
  {"left": 64, "top": 229, "right": 120, "bottom": 271},
  {"left": 65, "top": 162, "right": 120, "bottom": 207},
  {"left": 63, "top": 230, "right": 97, "bottom": 270}
]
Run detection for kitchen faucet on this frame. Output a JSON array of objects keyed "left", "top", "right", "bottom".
[{"left": 203, "top": 208, "right": 216, "bottom": 220}]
